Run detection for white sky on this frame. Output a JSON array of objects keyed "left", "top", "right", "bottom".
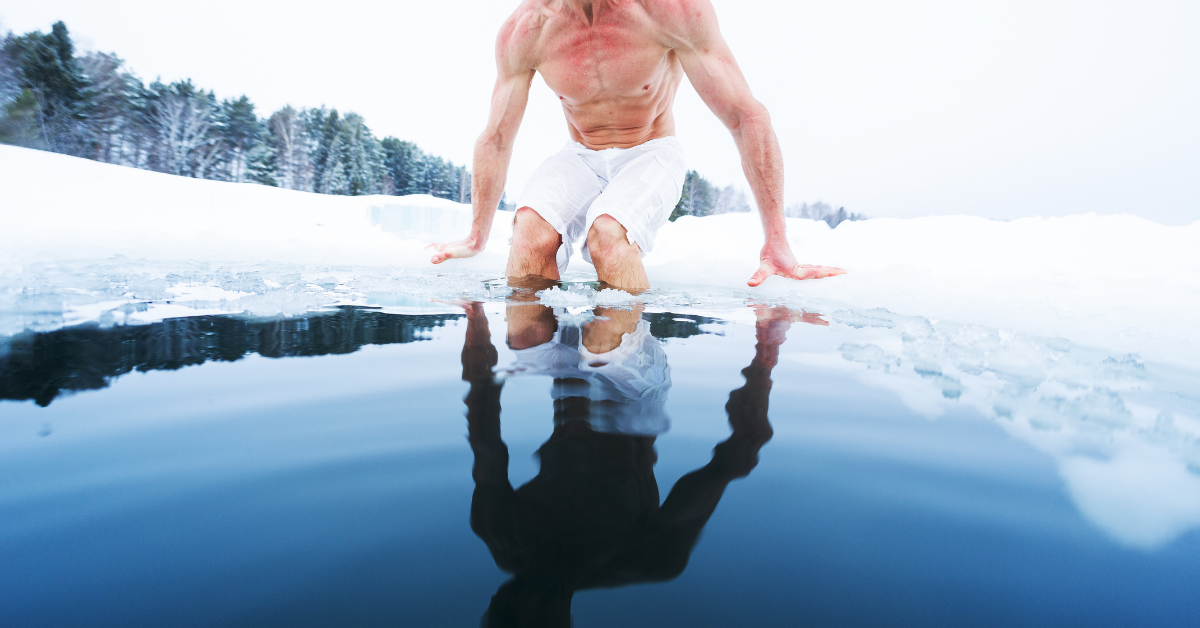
[{"left": 3, "top": 1, "right": 1198, "bottom": 224}]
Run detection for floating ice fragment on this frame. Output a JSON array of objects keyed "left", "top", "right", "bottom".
[
  {"left": 536, "top": 285, "right": 592, "bottom": 307},
  {"left": 592, "top": 288, "right": 638, "bottom": 306},
  {"left": 535, "top": 284, "right": 639, "bottom": 308}
]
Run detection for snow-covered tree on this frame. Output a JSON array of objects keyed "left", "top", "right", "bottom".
[
  {"left": 458, "top": 167, "right": 471, "bottom": 204},
  {"left": 213, "top": 96, "right": 262, "bottom": 182},
  {"left": 78, "top": 51, "right": 141, "bottom": 164},
  {"left": 340, "top": 112, "right": 383, "bottom": 195},
  {"left": 382, "top": 137, "right": 422, "bottom": 194},
  {"left": 670, "top": 170, "right": 716, "bottom": 220},
  {"left": 308, "top": 108, "right": 385, "bottom": 196},
  {"left": 144, "top": 80, "right": 217, "bottom": 177},
  {"left": 785, "top": 201, "right": 866, "bottom": 228},
  {"left": 710, "top": 184, "right": 752, "bottom": 215},
  {"left": 253, "top": 105, "right": 313, "bottom": 190},
  {"left": 0, "top": 26, "right": 42, "bottom": 148},
  {"left": 0, "top": 24, "right": 19, "bottom": 107},
  {"left": 3, "top": 21, "right": 92, "bottom": 155},
  {"left": 2, "top": 20, "right": 469, "bottom": 200}
]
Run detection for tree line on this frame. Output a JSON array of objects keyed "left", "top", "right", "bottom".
[
  {"left": 0, "top": 21, "right": 474, "bottom": 201},
  {"left": 2, "top": 20, "right": 856, "bottom": 222},
  {"left": 670, "top": 170, "right": 864, "bottom": 228}
]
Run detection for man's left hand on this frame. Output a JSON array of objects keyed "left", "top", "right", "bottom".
[{"left": 748, "top": 245, "right": 846, "bottom": 287}]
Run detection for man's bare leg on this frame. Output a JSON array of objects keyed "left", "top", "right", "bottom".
[
  {"left": 507, "top": 207, "right": 562, "bottom": 281},
  {"left": 505, "top": 302, "right": 557, "bottom": 351},
  {"left": 582, "top": 304, "right": 645, "bottom": 358},
  {"left": 586, "top": 215, "right": 649, "bottom": 292}
]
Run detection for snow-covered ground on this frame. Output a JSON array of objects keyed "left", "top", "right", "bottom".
[
  {"left": 4, "top": 146, "right": 1197, "bottom": 365},
  {"left": 2, "top": 144, "right": 1199, "bottom": 549}
]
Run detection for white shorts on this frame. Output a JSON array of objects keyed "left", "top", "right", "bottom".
[
  {"left": 499, "top": 316, "right": 672, "bottom": 436},
  {"left": 515, "top": 137, "right": 687, "bottom": 274}
]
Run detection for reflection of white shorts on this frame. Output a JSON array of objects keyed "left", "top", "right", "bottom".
[
  {"left": 500, "top": 318, "right": 672, "bottom": 436},
  {"left": 515, "top": 137, "right": 687, "bottom": 273}
]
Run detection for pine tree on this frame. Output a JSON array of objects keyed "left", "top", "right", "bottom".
[
  {"left": 340, "top": 112, "right": 383, "bottom": 195},
  {"left": 78, "top": 51, "right": 140, "bottom": 164},
  {"left": 0, "top": 27, "right": 20, "bottom": 107},
  {"left": 4, "top": 21, "right": 92, "bottom": 155},
  {"left": 0, "top": 28, "right": 42, "bottom": 148},
  {"left": 245, "top": 139, "right": 278, "bottom": 187},
  {"left": 317, "top": 129, "right": 347, "bottom": 194},
  {"left": 404, "top": 149, "right": 429, "bottom": 195},
  {"left": 0, "top": 88, "right": 41, "bottom": 147},
  {"left": 785, "top": 201, "right": 864, "bottom": 228},
  {"left": 381, "top": 137, "right": 420, "bottom": 194},
  {"left": 670, "top": 170, "right": 716, "bottom": 220},
  {"left": 0, "top": 21, "right": 470, "bottom": 200},
  {"left": 214, "top": 95, "right": 262, "bottom": 182},
  {"left": 309, "top": 108, "right": 340, "bottom": 192}
]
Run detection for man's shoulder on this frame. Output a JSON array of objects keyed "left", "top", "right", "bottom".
[
  {"left": 495, "top": 0, "right": 555, "bottom": 68},
  {"left": 639, "top": 0, "right": 715, "bottom": 23},
  {"left": 638, "top": 0, "right": 719, "bottom": 46}
]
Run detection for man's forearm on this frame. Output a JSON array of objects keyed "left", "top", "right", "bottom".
[
  {"left": 731, "top": 103, "right": 787, "bottom": 248},
  {"left": 469, "top": 133, "right": 514, "bottom": 246}
]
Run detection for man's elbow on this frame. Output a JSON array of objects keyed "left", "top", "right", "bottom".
[
  {"left": 726, "top": 100, "right": 772, "bottom": 136},
  {"left": 476, "top": 128, "right": 515, "bottom": 156}
]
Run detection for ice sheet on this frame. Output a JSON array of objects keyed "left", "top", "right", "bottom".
[{"left": 783, "top": 307, "right": 1200, "bottom": 549}]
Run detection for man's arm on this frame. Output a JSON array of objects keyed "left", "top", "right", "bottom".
[
  {"left": 430, "top": 18, "right": 536, "bottom": 264},
  {"left": 660, "top": 1, "right": 845, "bottom": 286},
  {"left": 601, "top": 307, "right": 797, "bottom": 585}
]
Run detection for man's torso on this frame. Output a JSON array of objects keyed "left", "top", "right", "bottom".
[{"left": 508, "top": 0, "right": 688, "bottom": 149}]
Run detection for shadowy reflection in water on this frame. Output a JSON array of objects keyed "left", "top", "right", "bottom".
[
  {"left": 0, "top": 307, "right": 463, "bottom": 406},
  {"left": 455, "top": 299, "right": 811, "bottom": 627},
  {"left": 0, "top": 304, "right": 721, "bottom": 408}
]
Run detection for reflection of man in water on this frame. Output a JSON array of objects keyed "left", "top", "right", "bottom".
[
  {"left": 457, "top": 300, "right": 809, "bottom": 626},
  {"left": 430, "top": 0, "right": 845, "bottom": 290}
]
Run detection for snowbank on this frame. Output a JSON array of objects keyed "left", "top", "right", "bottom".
[{"left": 0, "top": 146, "right": 511, "bottom": 271}]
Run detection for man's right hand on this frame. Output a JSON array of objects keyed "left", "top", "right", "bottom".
[{"left": 428, "top": 236, "right": 485, "bottom": 264}]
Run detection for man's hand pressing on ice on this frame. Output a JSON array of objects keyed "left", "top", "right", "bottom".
[
  {"left": 428, "top": 236, "right": 485, "bottom": 265},
  {"left": 747, "top": 241, "right": 846, "bottom": 287}
]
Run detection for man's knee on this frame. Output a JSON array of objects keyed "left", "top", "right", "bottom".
[
  {"left": 512, "top": 207, "right": 562, "bottom": 257},
  {"left": 587, "top": 214, "right": 636, "bottom": 264}
]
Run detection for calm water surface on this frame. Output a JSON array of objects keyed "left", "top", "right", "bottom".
[{"left": 1, "top": 300, "right": 1197, "bottom": 627}]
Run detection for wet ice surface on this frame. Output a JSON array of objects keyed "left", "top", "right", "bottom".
[{"left": 2, "top": 298, "right": 1199, "bottom": 627}]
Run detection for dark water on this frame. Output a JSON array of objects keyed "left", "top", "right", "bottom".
[{"left": 1, "top": 302, "right": 1197, "bottom": 627}]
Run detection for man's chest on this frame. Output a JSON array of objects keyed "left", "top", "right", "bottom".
[{"left": 534, "top": 22, "right": 672, "bottom": 100}]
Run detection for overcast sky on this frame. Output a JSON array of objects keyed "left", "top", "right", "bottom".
[{"left": 3, "top": 1, "right": 1197, "bottom": 224}]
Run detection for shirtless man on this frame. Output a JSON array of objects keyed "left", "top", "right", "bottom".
[{"left": 430, "top": 0, "right": 845, "bottom": 291}]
